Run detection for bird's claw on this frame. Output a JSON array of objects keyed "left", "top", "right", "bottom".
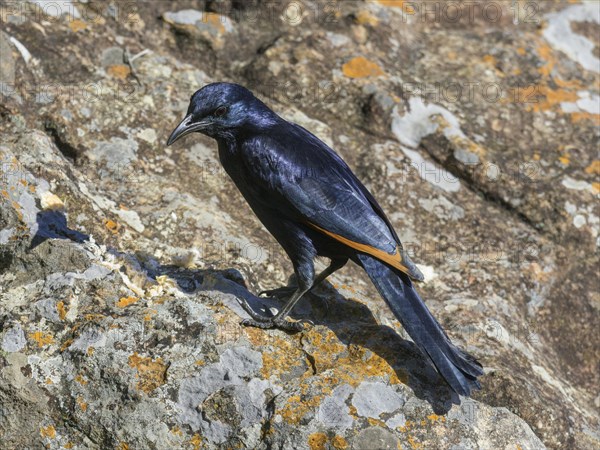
[{"left": 241, "top": 318, "right": 304, "bottom": 333}]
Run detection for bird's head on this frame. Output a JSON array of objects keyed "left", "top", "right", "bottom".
[{"left": 167, "top": 82, "right": 276, "bottom": 145}]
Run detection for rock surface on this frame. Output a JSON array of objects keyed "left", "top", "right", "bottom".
[{"left": 0, "top": 1, "right": 598, "bottom": 449}]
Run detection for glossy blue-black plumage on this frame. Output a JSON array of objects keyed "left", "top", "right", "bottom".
[{"left": 168, "top": 82, "right": 483, "bottom": 396}]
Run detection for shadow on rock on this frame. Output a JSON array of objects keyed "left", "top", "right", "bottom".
[
  {"left": 144, "top": 262, "right": 458, "bottom": 415},
  {"left": 31, "top": 210, "right": 89, "bottom": 249},
  {"left": 29, "top": 212, "right": 457, "bottom": 415}
]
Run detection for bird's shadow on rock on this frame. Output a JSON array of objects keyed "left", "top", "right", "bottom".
[
  {"left": 147, "top": 263, "right": 459, "bottom": 415},
  {"left": 30, "top": 211, "right": 457, "bottom": 414}
]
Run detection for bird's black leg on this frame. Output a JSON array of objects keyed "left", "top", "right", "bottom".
[
  {"left": 241, "top": 260, "right": 317, "bottom": 332},
  {"left": 259, "top": 258, "right": 348, "bottom": 299}
]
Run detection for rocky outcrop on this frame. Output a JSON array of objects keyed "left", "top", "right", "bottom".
[{"left": 0, "top": 1, "right": 598, "bottom": 449}]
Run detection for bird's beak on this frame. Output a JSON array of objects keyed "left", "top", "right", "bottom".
[{"left": 166, "top": 114, "right": 210, "bottom": 146}]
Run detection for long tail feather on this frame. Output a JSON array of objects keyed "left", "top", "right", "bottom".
[{"left": 357, "top": 253, "right": 483, "bottom": 396}]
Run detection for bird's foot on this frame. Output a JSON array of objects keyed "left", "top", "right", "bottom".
[
  {"left": 241, "top": 317, "right": 304, "bottom": 333},
  {"left": 259, "top": 286, "right": 297, "bottom": 299}
]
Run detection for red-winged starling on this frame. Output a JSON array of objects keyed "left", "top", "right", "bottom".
[{"left": 167, "top": 82, "right": 483, "bottom": 396}]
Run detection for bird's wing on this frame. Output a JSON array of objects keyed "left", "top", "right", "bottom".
[{"left": 241, "top": 124, "right": 424, "bottom": 281}]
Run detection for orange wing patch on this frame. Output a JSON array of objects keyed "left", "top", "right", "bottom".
[{"left": 307, "top": 222, "right": 411, "bottom": 275}]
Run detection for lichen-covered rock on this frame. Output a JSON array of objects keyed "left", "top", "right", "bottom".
[{"left": 0, "top": 1, "right": 598, "bottom": 449}]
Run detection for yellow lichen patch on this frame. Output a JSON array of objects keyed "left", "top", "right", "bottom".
[
  {"left": 483, "top": 55, "right": 497, "bottom": 66},
  {"left": 571, "top": 112, "right": 600, "bottom": 126},
  {"left": 117, "top": 443, "right": 129, "bottom": 450},
  {"left": 30, "top": 331, "right": 54, "bottom": 347},
  {"left": 355, "top": 10, "right": 379, "bottom": 26},
  {"left": 107, "top": 65, "right": 131, "bottom": 80},
  {"left": 1, "top": 190, "right": 9, "bottom": 199},
  {"left": 116, "top": 296, "right": 138, "bottom": 308},
  {"left": 536, "top": 43, "right": 558, "bottom": 78},
  {"left": 281, "top": 394, "right": 323, "bottom": 425},
  {"left": 332, "top": 435, "right": 349, "bottom": 450},
  {"left": 427, "top": 413, "right": 446, "bottom": 423},
  {"left": 375, "top": 0, "right": 413, "bottom": 12},
  {"left": 75, "top": 374, "right": 88, "bottom": 385},
  {"left": 258, "top": 334, "right": 305, "bottom": 379},
  {"left": 60, "top": 338, "right": 74, "bottom": 352},
  {"left": 308, "top": 432, "right": 328, "bottom": 450},
  {"left": 64, "top": 442, "right": 74, "bottom": 449},
  {"left": 585, "top": 161, "right": 600, "bottom": 175},
  {"left": 40, "top": 425, "right": 56, "bottom": 439},
  {"left": 128, "top": 353, "right": 168, "bottom": 393},
  {"left": 170, "top": 426, "right": 183, "bottom": 436},
  {"left": 407, "top": 435, "right": 423, "bottom": 449},
  {"left": 194, "top": 360, "right": 205, "bottom": 366},
  {"left": 144, "top": 309, "right": 157, "bottom": 321},
  {"left": 87, "top": 347, "right": 95, "bottom": 356},
  {"left": 368, "top": 417, "right": 386, "bottom": 427},
  {"left": 68, "top": 19, "right": 87, "bottom": 32},
  {"left": 559, "top": 155, "right": 570, "bottom": 166},
  {"left": 45, "top": 378, "right": 53, "bottom": 384},
  {"left": 56, "top": 301, "right": 67, "bottom": 320},
  {"left": 525, "top": 85, "right": 577, "bottom": 113},
  {"left": 517, "top": 47, "right": 526, "bottom": 56},
  {"left": 203, "top": 12, "right": 227, "bottom": 34},
  {"left": 592, "top": 182, "right": 600, "bottom": 194},
  {"left": 104, "top": 219, "right": 120, "bottom": 234},
  {"left": 76, "top": 396, "right": 88, "bottom": 412},
  {"left": 189, "top": 433, "right": 202, "bottom": 450},
  {"left": 342, "top": 57, "right": 386, "bottom": 79}
]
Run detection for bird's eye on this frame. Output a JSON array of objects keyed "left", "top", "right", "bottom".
[{"left": 214, "top": 106, "right": 228, "bottom": 117}]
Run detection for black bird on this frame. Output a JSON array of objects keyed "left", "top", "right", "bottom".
[{"left": 167, "top": 82, "right": 483, "bottom": 396}]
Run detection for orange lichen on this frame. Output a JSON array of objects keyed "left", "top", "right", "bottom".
[
  {"left": 308, "top": 432, "right": 328, "bottom": 450},
  {"left": 375, "top": 0, "right": 413, "bottom": 12},
  {"left": 56, "top": 301, "right": 67, "bottom": 320},
  {"left": 258, "top": 333, "right": 305, "bottom": 379},
  {"left": 342, "top": 57, "right": 386, "bottom": 79},
  {"left": 367, "top": 417, "right": 386, "bottom": 427},
  {"left": 128, "top": 353, "right": 168, "bottom": 393},
  {"left": 483, "top": 55, "right": 497, "bottom": 66},
  {"left": 202, "top": 12, "right": 227, "bottom": 34},
  {"left": 355, "top": 10, "right": 379, "bottom": 26},
  {"left": 75, "top": 374, "right": 88, "bottom": 385},
  {"left": 571, "top": 112, "right": 600, "bottom": 126},
  {"left": 68, "top": 19, "right": 87, "bottom": 32},
  {"left": 30, "top": 331, "right": 54, "bottom": 347},
  {"left": 585, "top": 161, "right": 600, "bottom": 175},
  {"left": 281, "top": 394, "right": 324, "bottom": 425},
  {"left": 116, "top": 296, "right": 138, "bottom": 308},
  {"left": 332, "top": 435, "right": 349, "bottom": 450},
  {"left": 407, "top": 435, "right": 423, "bottom": 449},
  {"left": 117, "top": 444, "right": 129, "bottom": 450},
  {"left": 76, "top": 396, "right": 88, "bottom": 412},
  {"left": 537, "top": 43, "right": 558, "bottom": 78},
  {"left": 40, "top": 425, "right": 56, "bottom": 439},
  {"left": 107, "top": 65, "right": 131, "bottom": 80},
  {"left": 189, "top": 433, "right": 202, "bottom": 450},
  {"left": 529, "top": 85, "right": 578, "bottom": 113},
  {"left": 144, "top": 309, "right": 157, "bottom": 321},
  {"left": 104, "top": 219, "right": 120, "bottom": 234}
]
